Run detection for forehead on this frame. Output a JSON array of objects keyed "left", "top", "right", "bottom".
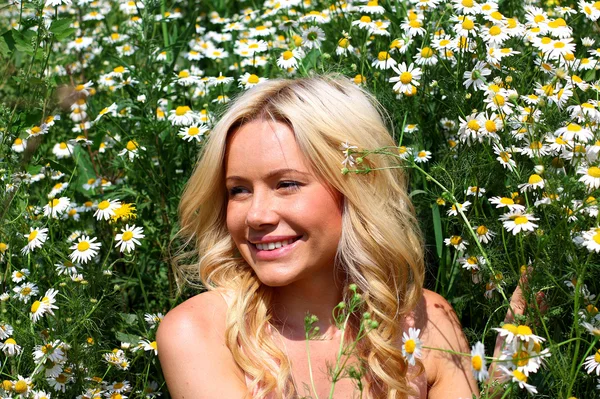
[{"left": 224, "top": 119, "right": 311, "bottom": 176}]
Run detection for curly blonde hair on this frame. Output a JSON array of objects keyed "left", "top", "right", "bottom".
[{"left": 174, "top": 75, "right": 425, "bottom": 398}]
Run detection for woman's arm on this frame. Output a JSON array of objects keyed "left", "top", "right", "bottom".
[
  {"left": 156, "top": 291, "right": 248, "bottom": 399},
  {"left": 421, "top": 289, "right": 479, "bottom": 399}
]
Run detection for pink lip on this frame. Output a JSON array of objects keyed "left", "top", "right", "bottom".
[{"left": 249, "top": 236, "right": 302, "bottom": 260}]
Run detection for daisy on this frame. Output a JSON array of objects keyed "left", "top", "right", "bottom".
[
  {"left": 474, "top": 225, "right": 495, "bottom": 243},
  {"left": 31, "top": 288, "right": 59, "bottom": 323},
  {"left": 300, "top": 26, "right": 325, "bottom": 49},
  {"left": 444, "top": 235, "right": 468, "bottom": 251},
  {"left": 459, "top": 255, "right": 484, "bottom": 271},
  {"left": 499, "top": 366, "right": 538, "bottom": 394},
  {"left": 0, "top": 323, "right": 13, "bottom": 339},
  {"left": 118, "top": 140, "right": 146, "bottom": 161},
  {"left": 352, "top": 15, "right": 376, "bottom": 30},
  {"left": 12, "top": 282, "right": 39, "bottom": 303},
  {"left": 414, "top": 46, "right": 438, "bottom": 66},
  {"left": 578, "top": 166, "right": 600, "bottom": 190},
  {"left": 238, "top": 72, "right": 267, "bottom": 90},
  {"left": 463, "top": 61, "right": 491, "bottom": 91},
  {"left": 52, "top": 142, "right": 74, "bottom": 159},
  {"left": 447, "top": 201, "right": 471, "bottom": 216},
  {"left": 518, "top": 174, "right": 545, "bottom": 192},
  {"left": 471, "top": 342, "right": 489, "bottom": 382},
  {"left": 11, "top": 268, "right": 30, "bottom": 283},
  {"left": 0, "top": 338, "right": 22, "bottom": 356},
  {"left": 277, "top": 49, "right": 302, "bottom": 69},
  {"left": 92, "top": 199, "right": 120, "bottom": 221},
  {"left": 401, "top": 18, "right": 426, "bottom": 38},
  {"left": 139, "top": 339, "right": 158, "bottom": 355},
  {"left": 168, "top": 106, "right": 200, "bottom": 127},
  {"left": 48, "top": 182, "right": 69, "bottom": 199},
  {"left": 402, "top": 327, "right": 422, "bottom": 366},
  {"left": 43, "top": 197, "right": 71, "bottom": 219},
  {"left": 389, "top": 62, "right": 421, "bottom": 94},
  {"left": 22, "top": 227, "right": 49, "bottom": 254},
  {"left": 501, "top": 212, "right": 539, "bottom": 235},
  {"left": 12, "top": 137, "right": 26, "bottom": 152},
  {"left": 581, "top": 227, "right": 600, "bottom": 253},
  {"left": 115, "top": 225, "right": 145, "bottom": 253},
  {"left": 69, "top": 235, "right": 101, "bottom": 264},
  {"left": 372, "top": 51, "right": 397, "bottom": 70},
  {"left": 144, "top": 313, "right": 164, "bottom": 328},
  {"left": 414, "top": 150, "right": 431, "bottom": 163},
  {"left": 178, "top": 125, "right": 209, "bottom": 142},
  {"left": 584, "top": 350, "right": 600, "bottom": 375},
  {"left": 489, "top": 196, "right": 525, "bottom": 212}
]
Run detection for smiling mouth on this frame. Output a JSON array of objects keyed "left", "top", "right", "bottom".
[{"left": 250, "top": 236, "right": 302, "bottom": 251}]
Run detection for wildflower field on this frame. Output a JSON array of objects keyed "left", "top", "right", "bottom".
[{"left": 2, "top": 0, "right": 600, "bottom": 397}]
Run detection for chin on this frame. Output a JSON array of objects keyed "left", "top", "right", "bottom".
[{"left": 252, "top": 267, "right": 301, "bottom": 288}]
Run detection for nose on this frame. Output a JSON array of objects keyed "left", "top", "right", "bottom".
[{"left": 245, "top": 189, "right": 279, "bottom": 228}]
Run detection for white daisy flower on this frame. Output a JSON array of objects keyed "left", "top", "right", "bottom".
[
  {"left": 0, "top": 337, "right": 22, "bottom": 356},
  {"left": 144, "top": 313, "right": 164, "bottom": 328},
  {"left": 22, "top": 227, "right": 49, "bottom": 255},
  {"left": 447, "top": 201, "right": 471, "bottom": 217},
  {"left": 518, "top": 174, "right": 545, "bottom": 192},
  {"left": 471, "top": 342, "right": 489, "bottom": 382},
  {"left": 389, "top": 62, "right": 421, "bottom": 93},
  {"left": 69, "top": 235, "right": 101, "bottom": 264},
  {"left": 11, "top": 268, "right": 30, "bottom": 283},
  {"left": 372, "top": 51, "right": 398, "bottom": 70},
  {"left": 584, "top": 349, "right": 600, "bottom": 375},
  {"left": 238, "top": 72, "right": 267, "bottom": 90},
  {"left": 30, "top": 288, "right": 59, "bottom": 323},
  {"left": 43, "top": 197, "right": 71, "bottom": 219},
  {"left": 277, "top": 48, "right": 303, "bottom": 69},
  {"left": 501, "top": 212, "right": 539, "bottom": 235},
  {"left": 12, "top": 137, "right": 27, "bottom": 152},
  {"left": 498, "top": 366, "right": 538, "bottom": 394},
  {"left": 444, "top": 235, "right": 468, "bottom": 251},
  {"left": 300, "top": 26, "right": 325, "bottom": 49},
  {"left": 414, "top": 150, "right": 431, "bottom": 163},
  {"left": 94, "top": 199, "right": 121, "bottom": 220},
  {"left": 489, "top": 196, "right": 525, "bottom": 212},
  {"left": 581, "top": 227, "right": 600, "bottom": 253},
  {"left": 0, "top": 323, "right": 13, "bottom": 340},
  {"left": 168, "top": 106, "right": 200, "bottom": 126},
  {"left": 578, "top": 166, "right": 600, "bottom": 190},
  {"left": 139, "top": 339, "right": 158, "bottom": 355},
  {"left": 12, "top": 282, "right": 39, "bottom": 303},
  {"left": 115, "top": 224, "right": 145, "bottom": 253},
  {"left": 118, "top": 140, "right": 146, "bottom": 161},
  {"left": 178, "top": 124, "right": 208, "bottom": 141},
  {"left": 401, "top": 327, "right": 422, "bottom": 366}
]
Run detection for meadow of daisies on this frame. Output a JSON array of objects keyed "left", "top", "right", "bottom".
[{"left": 2, "top": 0, "right": 600, "bottom": 397}]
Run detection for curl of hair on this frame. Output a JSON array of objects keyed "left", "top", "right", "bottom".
[{"left": 174, "top": 75, "right": 425, "bottom": 398}]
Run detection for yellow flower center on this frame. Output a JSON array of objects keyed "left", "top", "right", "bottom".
[
  {"left": 514, "top": 216, "right": 529, "bottom": 225},
  {"left": 512, "top": 350, "right": 530, "bottom": 367},
  {"left": 400, "top": 72, "right": 413, "bottom": 84},
  {"left": 78, "top": 241, "right": 90, "bottom": 252},
  {"left": 126, "top": 140, "right": 138, "bottom": 151},
  {"left": 122, "top": 231, "right": 134, "bottom": 241},
  {"left": 512, "top": 370, "right": 527, "bottom": 382},
  {"left": 113, "top": 66, "right": 125, "bottom": 73},
  {"left": 450, "top": 236, "right": 462, "bottom": 245},
  {"left": 377, "top": 51, "right": 390, "bottom": 61},
  {"left": 248, "top": 74, "right": 260, "bottom": 84},
  {"left": 409, "top": 20, "right": 422, "bottom": 28},
  {"left": 178, "top": 70, "right": 190, "bottom": 78},
  {"left": 360, "top": 15, "right": 371, "bottom": 23},
  {"left": 489, "top": 26, "right": 501, "bottom": 36},
  {"left": 14, "top": 380, "right": 27, "bottom": 394},
  {"left": 529, "top": 141, "right": 542, "bottom": 150},
  {"left": 282, "top": 50, "right": 294, "bottom": 60},
  {"left": 404, "top": 339, "right": 416, "bottom": 354},
  {"left": 175, "top": 106, "right": 191, "bottom": 116},
  {"left": 588, "top": 167, "right": 600, "bottom": 178},
  {"left": 31, "top": 301, "right": 41, "bottom": 313},
  {"left": 420, "top": 47, "right": 433, "bottom": 58},
  {"left": 499, "top": 197, "right": 514, "bottom": 205},
  {"left": 595, "top": 350, "right": 600, "bottom": 363},
  {"left": 471, "top": 355, "right": 482, "bottom": 370},
  {"left": 98, "top": 200, "right": 110, "bottom": 210},
  {"left": 461, "top": 0, "right": 473, "bottom": 6},
  {"left": 28, "top": 230, "right": 38, "bottom": 242},
  {"left": 493, "top": 94, "right": 505, "bottom": 106},
  {"left": 338, "top": 38, "right": 349, "bottom": 48},
  {"left": 485, "top": 120, "right": 497, "bottom": 132},
  {"left": 462, "top": 18, "right": 474, "bottom": 30},
  {"left": 517, "top": 325, "right": 532, "bottom": 335},
  {"left": 528, "top": 174, "right": 543, "bottom": 184},
  {"left": 476, "top": 225, "right": 488, "bottom": 235}
]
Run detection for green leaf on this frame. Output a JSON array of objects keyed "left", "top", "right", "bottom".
[
  {"left": 119, "top": 313, "right": 138, "bottom": 325},
  {"left": 0, "top": 36, "right": 10, "bottom": 57},
  {"left": 115, "top": 331, "right": 140, "bottom": 345},
  {"left": 432, "top": 203, "right": 443, "bottom": 259},
  {"left": 12, "top": 30, "right": 33, "bottom": 55},
  {"left": 50, "top": 18, "right": 73, "bottom": 35},
  {"left": 39, "top": 158, "right": 73, "bottom": 176},
  {"left": 409, "top": 189, "right": 427, "bottom": 198},
  {"left": 2, "top": 30, "right": 15, "bottom": 52}
]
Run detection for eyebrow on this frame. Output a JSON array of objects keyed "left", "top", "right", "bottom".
[{"left": 225, "top": 168, "right": 310, "bottom": 182}]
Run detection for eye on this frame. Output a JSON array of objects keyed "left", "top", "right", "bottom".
[
  {"left": 228, "top": 186, "right": 248, "bottom": 197},
  {"left": 278, "top": 181, "right": 301, "bottom": 191}
]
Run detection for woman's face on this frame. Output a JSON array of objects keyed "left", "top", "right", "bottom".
[{"left": 225, "top": 119, "right": 343, "bottom": 287}]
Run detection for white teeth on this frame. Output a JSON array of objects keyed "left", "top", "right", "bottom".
[{"left": 256, "top": 238, "right": 296, "bottom": 251}]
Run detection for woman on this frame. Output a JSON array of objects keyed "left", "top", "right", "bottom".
[{"left": 157, "top": 75, "right": 480, "bottom": 398}]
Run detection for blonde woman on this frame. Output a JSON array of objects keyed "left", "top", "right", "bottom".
[{"left": 157, "top": 76, "right": 482, "bottom": 398}]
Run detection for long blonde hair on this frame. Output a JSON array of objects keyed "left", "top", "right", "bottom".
[{"left": 175, "top": 75, "right": 425, "bottom": 398}]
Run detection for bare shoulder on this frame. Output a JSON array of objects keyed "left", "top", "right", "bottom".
[
  {"left": 416, "top": 289, "right": 478, "bottom": 399},
  {"left": 156, "top": 290, "right": 247, "bottom": 399}
]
